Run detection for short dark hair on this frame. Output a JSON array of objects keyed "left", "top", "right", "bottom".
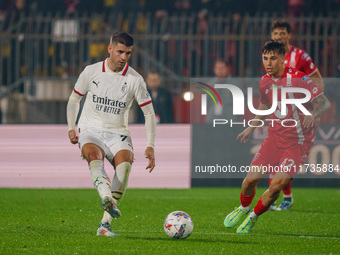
[
  {"left": 214, "top": 59, "right": 228, "bottom": 66},
  {"left": 271, "top": 19, "right": 291, "bottom": 34},
  {"left": 262, "top": 40, "right": 285, "bottom": 56},
  {"left": 110, "top": 32, "right": 134, "bottom": 47},
  {"left": 147, "top": 69, "right": 160, "bottom": 76}
]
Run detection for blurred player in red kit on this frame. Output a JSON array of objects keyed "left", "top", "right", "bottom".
[
  {"left": 269, "top": 19, "right": 325, "bottom": 210},
  {"left": 223, "top": 40, "right": 330, "bottom": 233}
]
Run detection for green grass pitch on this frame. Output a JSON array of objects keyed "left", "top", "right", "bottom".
[{"left": 0, "top": 188, "right": 339, "bottom": 255}]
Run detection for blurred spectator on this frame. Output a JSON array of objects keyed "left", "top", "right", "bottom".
[
  {"left": 287, "top": 0, "right": 305, "bottom": 16},
  {"left": 0, "top": 0, "right": 10, "bottom": 21},
  {"left": 144, "top": 0, "right": 174, "bottom": 17},
  {"left": 138, "top": 71, "right": 174, "bottom": 123},
  {"left": 64, "top": 0, "right": 79, "bottom": 15},
  {"left": 6, "top": 0, "right": 28, "bottom": 18},
  {"left": 174, "top": 0, "right": 191, "bottom": 14},
  {"left": 206, "top": 60, "right": 233, "bottom": 123}
]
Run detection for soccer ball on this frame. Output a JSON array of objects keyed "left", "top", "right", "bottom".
[{"left": 163, "top": 211, "right": 194, "bottom": 239}]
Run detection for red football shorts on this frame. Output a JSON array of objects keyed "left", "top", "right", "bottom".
[{"left": 251, "top": 137, "right": 305, "bottom": 177}]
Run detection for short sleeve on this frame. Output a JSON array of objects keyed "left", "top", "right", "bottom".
[
  {"left": 298, "top": 75, "right": 323, "bottom": 101},
  {"left": 74, "top": 67, "right": 90, "bottom": 96},
  {"left": 298, "top": 52, "right": 318, "bottom": 76},
  {"left": 135, "top": 77, "right": 152, "bottom": 107}
]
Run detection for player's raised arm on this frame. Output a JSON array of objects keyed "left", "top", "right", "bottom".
[
  {"left": 302, "top": 94, "right": 331, "bottom": 129},
  {"left": 237, "top": 103, "right": 270, "bottom": 143},
  {"left": 140, "top": 102, "right": 156, "bottom": 172},
  {"left": 66, "top": 91, "right": 82, "bottom": 144},
  {"left": 309, "top": 70, "right": 325, "bottom": 91}
]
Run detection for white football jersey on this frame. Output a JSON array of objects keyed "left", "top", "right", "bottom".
[{"left": 73, "top": 59, "right": 152, "bottom": 136}]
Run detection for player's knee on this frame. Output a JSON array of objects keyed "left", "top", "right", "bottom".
[
  {"left": 269, "top": 179, "right": 287, "bottom": 194},
  {"left": 243, "top": 177, "right": 260, "bottom": 187},
  {"left": 86, "top": 153, "right": 103, "bottom": 163}
]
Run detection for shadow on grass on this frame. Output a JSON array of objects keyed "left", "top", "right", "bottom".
[
  {"left": 289, "top": 209, "right": 340, "bottom": 215},
  {"left": 264, "top": 232, "right": 340, "bottom": 239},
  {"left": 123, "top": 236, "right": 256, "bottom": 244}
]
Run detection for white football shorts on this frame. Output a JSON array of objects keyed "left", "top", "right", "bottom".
[{"left": 78, "top": 130, "right": 134, "bottom": 162}]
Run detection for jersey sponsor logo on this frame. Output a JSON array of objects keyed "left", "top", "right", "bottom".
[
  {"left": 92, "top": 80, "right": 100, "bottom": 87},
  {"left": 271, "top": 84, "right": 283, "bottom": 89},
  {"left": 310, "top": 63, "right": 314, "bottom": 69},
  {"left": 301, "top": 75, "right": 310, "bottom": 81},
  {"left": 302, "top": 53, "right": 309, "bottom": 59},
  {"left": 93, "top": 95, "right": 127, "bottom": 108},
  {"left": 121, "top": 82, "right": 127, "bottom": 93},
  {"left": 93, "top": 95, "right": 127, "bottom": 115}
]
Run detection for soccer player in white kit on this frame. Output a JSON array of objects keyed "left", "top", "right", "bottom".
[{"left": 66, "top": 32, "right": 156, "bottom": 237}]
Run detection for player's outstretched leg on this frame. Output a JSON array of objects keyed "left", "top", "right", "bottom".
[
  {"left": 268, "top": 175, "right": 280, "bottom": 211},
  {"left": 99, "top": 161, "right": 131, "bottom": 233},
  {"left": 97, "top": 222, "right": 119, "bottom": 237},
  {"left": 89, "top": 160, "right": 112, "bottom": 198}
]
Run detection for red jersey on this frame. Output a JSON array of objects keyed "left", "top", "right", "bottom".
[
  {"left": 259, "top": 67, "right": 323, "bottom": 148},
  {"left": 285, "top": 45, "right": 317, "bottom": 76}
]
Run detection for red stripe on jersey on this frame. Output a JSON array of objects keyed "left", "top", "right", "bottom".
[
  {"left": 73, "top": 88, "right": 84, "bottom": 96},
  {"left": 122, "top": 64, "right": 129, "bottom": 76},
  {"left": 102, "top": 60, "right": 106, "bottom": 72},
  {"left": 139, "top": 100, "right": 152, "bottom": 107}
]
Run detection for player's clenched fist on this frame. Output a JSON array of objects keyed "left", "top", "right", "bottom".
[{"left": 68, "top": 130, "right": 79, "bottom": 144}]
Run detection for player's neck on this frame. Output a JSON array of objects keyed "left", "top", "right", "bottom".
[{"left": 107, "top": 58, "right": 124, "bottom": 73}]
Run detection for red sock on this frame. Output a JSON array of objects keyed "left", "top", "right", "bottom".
[
  {"left": 240, "top": 193, "right": 255, "bottom": 207},
  {"left": 282, "top": 180, "right": 292, "bottom": 196},
  {"left": 254, "top": 197, "right": 270, "bottom": 216}
]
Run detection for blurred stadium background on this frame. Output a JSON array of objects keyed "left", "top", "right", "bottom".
[{"left": 0, "top": 0, "right": 339, "bottom": 188}]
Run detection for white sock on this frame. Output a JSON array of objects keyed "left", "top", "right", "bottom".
[
  {"left": 283, "top": 194, "right": 293, "bottom": 198},
  {"left": 101, "top": 162, "right": 131, "bottom": 224},
  {"left": 249, "top": 210, "right": 258, "bottom": 219},
  {"left": 240, "top": 205, "right": 250, "bottom": 212},
  {"left": 89, "top": 160, "right": 112, "bottom": 199}
]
